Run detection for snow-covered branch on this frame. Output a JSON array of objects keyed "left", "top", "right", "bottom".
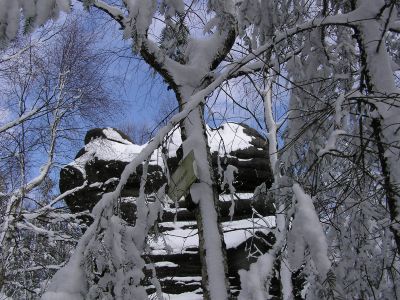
[
  {"left": 92, "top": 0, "right": 126, "bottom": 27},
  {"left": 263, "top": 78, "right": 278, "bottom": 173},
  {"left": 27, "top": 181, "right": 88, "bottom": 217},
  {"left": 291, "top": 184, "right": 331, "bottom": 279},
  {"left": 0, "top": 107, "right": 42, "bottom": 133}
]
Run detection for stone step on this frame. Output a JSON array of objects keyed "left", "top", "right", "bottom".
[
  {"left": 120, "top": 194, "right": 275, "bottom": 224},
  {"left": 144, "top": 231, "right": 275, "bottom": 295}
]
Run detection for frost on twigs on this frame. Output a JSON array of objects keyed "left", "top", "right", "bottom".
[{"left": 317, "top": 93, "right": 347, "bottom": 157}]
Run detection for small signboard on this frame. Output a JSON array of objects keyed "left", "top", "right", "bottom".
[{"left": 167, "top": 150, "right": 198, "bottom": 201}]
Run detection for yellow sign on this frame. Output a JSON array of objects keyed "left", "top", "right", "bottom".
[{"left": 167, "top": 150, "right": 198, "bottom": 201}]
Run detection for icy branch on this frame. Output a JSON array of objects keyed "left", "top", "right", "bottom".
[
  {"left": 92, "top": 0, "right": 126, "bottom": 25},
  {"left": 292, "top": 183, "right": 331, "bottom": 279},
  {"left": 0, "top": 107, "right": 42, "bottom": 133},
  {"left": 263, "top": 78, "right": 278, "bottom": 173}
]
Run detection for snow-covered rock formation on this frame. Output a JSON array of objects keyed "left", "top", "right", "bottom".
[
  {"left": 59, "top": 123, "right": 275, "bottom": 298},
  {"left": 60, "top": 123, "right": 273, "bottom": 218}
]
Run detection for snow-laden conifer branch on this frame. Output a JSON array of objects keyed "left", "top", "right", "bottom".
[
  {"left": 0, "top": 0, "right": 71, "bottom": 44},
  {"left": 91, "top": 0, "right": 126, "bottom": 26}
]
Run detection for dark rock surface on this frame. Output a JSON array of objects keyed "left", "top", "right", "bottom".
[{"left": 60, "top": 123, "right": 273, "bottom": 217}]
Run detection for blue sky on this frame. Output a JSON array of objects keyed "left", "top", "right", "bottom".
[{"left": 78, "top": 8, "right": 178, "bottom": 134}]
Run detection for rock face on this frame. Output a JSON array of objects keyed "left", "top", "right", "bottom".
[
  {"left": 60, "top": 123, "right": 273, "bottom": 216},
  {"left": 60, "top": 128, "right": 166, "bottom": 218},
  {"left": 59, "top": 123, "right": 275, "bottom": 298}
]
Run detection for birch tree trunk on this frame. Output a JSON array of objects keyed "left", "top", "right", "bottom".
[
  {"left": 180, "top": 101, "right": 230, "bottom": 300},
  {"left": 176, "top": 80, "right": 231, "bottom": 298}
]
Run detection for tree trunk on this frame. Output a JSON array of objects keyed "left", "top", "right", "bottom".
[
  {"left": 178, "top": 86, "right": 230, "bottom": 299},
  {"left": 354, "top": 0, "right": 400, "bottom": 254}
]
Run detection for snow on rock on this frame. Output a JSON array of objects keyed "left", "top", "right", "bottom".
[
  {"left": 67, "top": 122, "right": 265, "bottom": 171},
  {"left": 219, "top": 193, "right": 253, "bottom": 202},
  {"left": 102, "top": 128, "right": 133, "bottom": 145},
  {"left": 154, "top": 261, "right": 179, "bottom": 268},
  {"left": 149, "top": 218, "right": 273, "bottom": 254},
  {"left": 208, "top": 122, "right": 253, "bottom": 153},
  {"left": 85, "top": 137, "right": 145, "bottom": 163},
  {"left": 163, "top": 122, "right": 265, "bottom": 158},
  {"left": 80, "top": 127, "right": 158, "bottom": 165},
  {"left": 159, "top": 290, "right": 203, "bottom": 300},
  {"left": 147, "top": 216, "right": 275, "bottom": 296}
]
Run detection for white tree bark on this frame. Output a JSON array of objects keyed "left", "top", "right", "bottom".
[{"left": 179, "top": 92, "right": 230, "bottom": 299}]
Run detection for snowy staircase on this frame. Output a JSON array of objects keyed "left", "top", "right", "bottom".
[{"left": 143, "top": 193, "right": 276, "bottom": 299}]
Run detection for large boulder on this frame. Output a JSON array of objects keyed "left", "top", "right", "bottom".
[{"left": 60, "top": 123, "right": 273, "bottom": 217}]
